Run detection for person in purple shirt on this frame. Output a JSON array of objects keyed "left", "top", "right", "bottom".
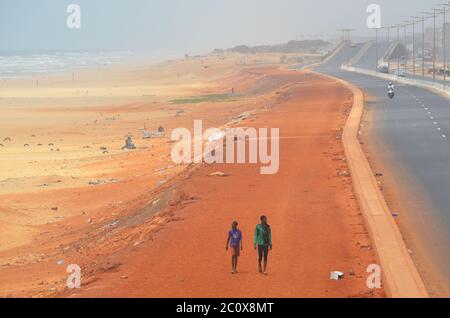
[{"left": 226, "top": 221, "right": 243, "bottom": 274}]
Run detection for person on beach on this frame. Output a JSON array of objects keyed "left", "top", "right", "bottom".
[
  {"left": 226, "top": 221, "right": 243, "bottom": 274},
  {"left": 254, "top": 215, "right": 272, "bottom": 274}
]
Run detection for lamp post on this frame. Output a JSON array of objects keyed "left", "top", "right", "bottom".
[
  {"left": 402, "top": 23, "right": 408, "bottom": 76},
  {"left": 376, "top": 27, "right": 379, "bottom": 72},
  {"left": 387, "top": 26, "right": 394, "bottom": 71},
  {"left": 439, "top": 3, "right": 450, "bottom": 90},
  {"left": 430, "top": 9, "right": 438, "bottom": 82},
  {"left": 411, "top": 19, "right": 417, "bottom": 76},
  {"left": 413, "top": 15, "right": 426, "bottom": 78},
  {"left": 397, "top": 24, "right": 401, "bottom": 78}
]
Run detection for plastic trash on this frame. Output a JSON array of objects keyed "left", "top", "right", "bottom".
[{"left": 330, "top": 271, "right": 344, "bottom": 280}]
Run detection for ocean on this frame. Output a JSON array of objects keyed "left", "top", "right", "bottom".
[{"left": 0, "top": 50, "right": 181, "bottom": 79}]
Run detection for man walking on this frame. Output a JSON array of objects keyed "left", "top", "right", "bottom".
[
  {"left": 254, "top": 215, "right": 272, "bottom": 274},
  {"left": 226, "top": 221, "right": 243, "bottom": 274}
]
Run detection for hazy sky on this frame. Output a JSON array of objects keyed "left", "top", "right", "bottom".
[{"left": 0, "top": 0, "right": 443, "bottom": 54}]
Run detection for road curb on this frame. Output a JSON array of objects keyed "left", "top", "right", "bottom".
[{"left": 310, "top": 70, "right": 429, "bottom": 298}]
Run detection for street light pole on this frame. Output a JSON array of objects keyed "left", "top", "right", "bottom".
[
  {"left": 423, "top": 10, "right": 438, "bottom": 82},
  {"left": 412, "top": 20, "right": 416, "bottom": 76},
  {"left": 376, "top": 27, "right": 379, "bottom": 72},
  {"left": 439, "top": 3, "right": 450, "bottom": 90},
  {"left": 444, "top": 6, "right": 447, "bottom": 89},
  {"left": 404, "top": 24, "right": 408, "bottom": 76},
  {"left": 397, "top": 24, "right": 401, "bottom": 78},
  {"left": 432, "top": 9, "right": 437, "bottom": 82},
  {"left": 413, "top": 15, "right": 426, "bottom": 78},
  {"left": 422, "top": 17, "right": 426, "bottom": 78},
  {"left": 387, "top": 26, "right": 392, "bottom": 71}
]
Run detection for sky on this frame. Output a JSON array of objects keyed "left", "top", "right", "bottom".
[{"left": 0, "top": 0, "right": 444, "bottom": 54}]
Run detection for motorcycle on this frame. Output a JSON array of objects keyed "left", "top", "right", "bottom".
[{"left": 388, "top": 89, "right": 395, "bottom": 99}]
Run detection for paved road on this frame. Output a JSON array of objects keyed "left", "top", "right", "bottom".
[
  {"left": 352, "top": 40, "right": 449, "bottom": 88},
  {"left": 353, "top": 41, "right": 391, "bottom": 70},
  {"left": 312, "top": 43, "right": 450, "bottom": 295}
]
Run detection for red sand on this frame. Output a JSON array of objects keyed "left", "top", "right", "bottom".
[{"left": 62, "top": 69, "right": 384, "bottom": 298}]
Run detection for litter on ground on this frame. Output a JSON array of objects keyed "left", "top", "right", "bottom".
[{"left": 330, "top": 271, "right": 344, "bottom": 280}]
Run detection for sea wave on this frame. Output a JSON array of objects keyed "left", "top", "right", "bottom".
[{"left": 0, "top": 50, "right": 179, "bottom": 79}]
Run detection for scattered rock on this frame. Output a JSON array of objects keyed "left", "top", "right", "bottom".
[
  {"left": 157, "top": 180, "right": 167, "bottom": 186},
  {"left": 209, "top": 171, "right": 228, "bottom": 177},
  {"left": 106, "top": 221, "right": 119, "bottom": 228},
  {"left": 337, "top": 170, "right": 350, "bottom": 177}
]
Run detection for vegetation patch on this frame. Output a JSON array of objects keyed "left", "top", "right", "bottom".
[{"left": 170, "top": 93, "right": 236, "bottom": 104}]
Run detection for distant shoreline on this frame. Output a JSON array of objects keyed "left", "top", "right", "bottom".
[{"left": 0, "top": 50, "right": 183, "bottom": 80}]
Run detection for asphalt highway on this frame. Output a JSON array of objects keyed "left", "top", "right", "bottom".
[{"left": 311, "top": 42, "right": 450, "bottom": 296}]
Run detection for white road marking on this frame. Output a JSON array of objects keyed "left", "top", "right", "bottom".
[{"left": 442, "top": 134, "right": 447, "bottom": 138}]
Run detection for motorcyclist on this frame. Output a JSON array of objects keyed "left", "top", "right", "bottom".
[
  {"left": 387, "top": 81, "right": 395, "bottom": 91},
  {"left": 387, "top": 81, "right": 395, "bottom": 99}
]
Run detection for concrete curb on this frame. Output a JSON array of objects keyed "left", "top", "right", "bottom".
[
  {"left": 342, "top": 65, "right": 450, "bottom": 100},
  {"left": 310, "top": 70, "right": 429, "bottom": 298}
]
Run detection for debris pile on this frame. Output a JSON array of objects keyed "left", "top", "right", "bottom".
[
  {"left": 142, "top": 126, "right": 166, "bottom": 139},
  {"left": 122, "top": 136, "right": 136, "bottom": 150}
]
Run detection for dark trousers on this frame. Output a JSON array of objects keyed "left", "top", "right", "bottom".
[{"left": 258, "top": 245, "right": 269, "bottom": 263}]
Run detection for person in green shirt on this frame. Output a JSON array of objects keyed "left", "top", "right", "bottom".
[{"left": 253, "top": 215, "right": 272, "bottom": 274}]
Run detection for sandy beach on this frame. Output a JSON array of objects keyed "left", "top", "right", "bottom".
[{"left": 0, "top": 52, "right": 383, "bottom": 297}]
